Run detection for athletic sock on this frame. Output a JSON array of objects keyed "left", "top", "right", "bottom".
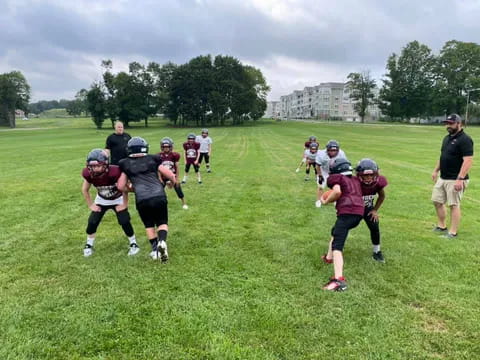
[
  {"left": 157, "top": 230, "right": 168, "bottom": 243},
  {"left": 149, "top": 238, "right": 158, "bottom": 251},
  {"left": 86, "top": 236, "right": 95, "bottom": 247},
  {"left": 182, "top": 175, "right": 188, "bottom": 182},
  {"left": 128, "top": 235, "right": 137, "bottom": 245},
  {"left": 373, "top": 245, "right": 380, "bottom": 253}
]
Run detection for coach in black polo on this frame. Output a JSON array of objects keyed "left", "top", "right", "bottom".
[
  {"left": 105, "top": 121, "right": 131, "bottom": 165},
  {"left": 431, "top": 113, "right": 474, "bottom": 238}
]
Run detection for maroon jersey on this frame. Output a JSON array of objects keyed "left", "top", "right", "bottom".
[
  {"left": 327, "top": 174, "right": 364, "bottom": 216},
  {"left": 304, "top": 141, "right": 312, "bottom": 149},
  {"left": 82, "top": 165, "right": 122, "bottom": 200},
  {"left": 183, "top": 142, "right": 200, "bottom": 164},
  {"left": 360, "top": 175, "right": 388, "bottom": 208},
  {"left": 156, "top": 151, "right": 180, "bottom": 174}
]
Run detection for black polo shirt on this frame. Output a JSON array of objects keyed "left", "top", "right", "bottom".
[
  {"left": 105, "top": 132, "right": 131, "bottom": 165},
  {"left": 439, "top": 129, "right": 474, "bottom": 180}
]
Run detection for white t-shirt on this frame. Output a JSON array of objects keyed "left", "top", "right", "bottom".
[
  {"left": 196, "top": 136, "right": 212, "bottom": 153},
  {"left": 315, "top": 149, "right": 347, "bottom": 176},
  {"left": 303, "top": 149, "right": 317, "bottom": 162}
]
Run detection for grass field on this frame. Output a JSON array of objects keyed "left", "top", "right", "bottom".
[{"left": 1, "top": 118, "right": 479, "bottom": 359}]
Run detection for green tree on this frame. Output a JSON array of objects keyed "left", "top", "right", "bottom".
[
  {"left": 0, "top": 71, "right": 31, "bottom": 128},
  {"left": 66, "top": 89, "right": 88, "bottom": 117},
  {"left": 86, "top": 82, "right": 106, "bottom": 129},
  {"left": 379, "top": 41, "right": 435, "bottom": 121},
  {"left": 347, "top": 71, "right": 376, "bottom": 123},
  {"left": 434, "top": 40, "right": 480, "bottom": 115}
]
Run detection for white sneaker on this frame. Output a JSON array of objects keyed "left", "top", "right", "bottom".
[
  {"left": 182, "top": 204, "right": 189, "bottom": 210},
  {"left": 315, "top": 200, "right": 322, "bottom": 208},
  {"left": 158, "top": 240, "right": 169, "bottom": 263},
  {"left": 128, "top": 243, "right": 140, "bottom": 256},
  {"left": 150, "top": 250, "right": 159, "bottom": 260},
  {"left": 83, "top": 245, "right": 93, "bottom": 257}
]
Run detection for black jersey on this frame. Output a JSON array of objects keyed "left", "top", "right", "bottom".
[{"left": 119, "top": 155, "right": 166, "bottom": 202}]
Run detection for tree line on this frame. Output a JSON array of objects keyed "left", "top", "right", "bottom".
[
  {"left": 84, "top": 55, "right": 270, "bottom": 129},
  {"left": 348, "top": 40, "right": 480, "bottom": 123}
]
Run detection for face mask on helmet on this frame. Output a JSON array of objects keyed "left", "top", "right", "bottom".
[
  {"left": 309, "top": 143, "right": 319, "bottom": 152},
  {"left": 86, "top": 149, "right": 109, "bottom": 176},
  {"left": 187, "top": 133, "right": 196, "bottom": 141},
  {"left": 201, "top": 129, "right": 208, "bottom": 136},
  {"left": 128, "top": 137, "right": 149, "bottom": 156},
  {"left": 356, "top": 158, "right": 379, "bottom": 185},
  {"left": 161, "top": 137, "right": 173, "bottom": 151}
]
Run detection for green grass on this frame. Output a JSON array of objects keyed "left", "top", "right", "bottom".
[{"left": 0, "top": 118, "right": 479, "bottom": 359}]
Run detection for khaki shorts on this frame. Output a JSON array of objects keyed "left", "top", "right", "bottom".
[{"left": 431, "top": 178, "right": 468, "bottom": 206}]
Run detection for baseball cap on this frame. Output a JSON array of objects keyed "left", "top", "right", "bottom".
[{"left": 443, "top": 114, "right": 462, "bottom": 123}]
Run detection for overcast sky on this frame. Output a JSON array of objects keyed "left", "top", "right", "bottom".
[{"left": 2, "top": 0, "right": 480, "bottom": 102}]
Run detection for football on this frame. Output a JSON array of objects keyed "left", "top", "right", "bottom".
[{"left": 321, "top": 189, "right": 341, "bottom": 203}]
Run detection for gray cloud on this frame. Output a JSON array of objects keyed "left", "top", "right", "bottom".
[{"left": 1, "top": 0, "right": 480, "bottom": 101}]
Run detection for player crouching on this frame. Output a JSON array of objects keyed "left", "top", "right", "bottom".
[{"left": 81, "top": 149, "right": 139, "bottom": 257}]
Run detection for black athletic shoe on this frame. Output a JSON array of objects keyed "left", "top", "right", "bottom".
[
  {"left": 432, "top": 226, "right": 447, "bottom": 233},
  {"left": 372, "top": 251, "right": 385, "bottom": 263}
]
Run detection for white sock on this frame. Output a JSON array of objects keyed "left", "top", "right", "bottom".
[
  {"left": 128, "top": 235, "right": 137, "bottom": 245},
  {"left": 373, "top": 245, "right": 380, "bottom": 253},
  {"left": 86, "top": 236, "right": 95, "bottom": 247},
  {"left": 183, "top": 175, "right": 187, "bottom": 182},
  {"left": 198, "top": 176, "right": 202, "bottom": 181}
]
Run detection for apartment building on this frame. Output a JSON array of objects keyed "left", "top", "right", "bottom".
[{"left": 277, "top": 82, "right": 381, "bottom": 121}]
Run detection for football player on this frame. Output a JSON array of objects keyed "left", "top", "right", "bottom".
[
  {"left": 320, "top": 158, "right": 364, "bottom": 291},
  {"left": 81, "top": 149, "right": 138, "bottom": 257},
  {"left": 117, "top": 137, "right": 177, "bottom": 262},
  {"left": 314, "top": 140, "right": 347, "bottom": 207},
  {"left": 296, "top": 136, "right": 317, "bottom": 172},
  {"left": 195, "top": 129, "right": 213, "bottom": 173},
  {"left": 299, "top": 142, "right": 319, "bottom": 181},
  {"left": 182, "top": 133, "right": 201, "bottom": 184},
  {"left": 156, "top": 137, "right": 188, "bottom": 209},
  {"left": 356, "top": 158, "right": 388, "bottom": 263}
]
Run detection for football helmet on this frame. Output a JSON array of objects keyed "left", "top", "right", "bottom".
[
  {"left": 329, "top": 158, "right": 352, "bottom": 175},
  {"left": 86, "top": 149, "right": 109, "bottom": 176},
  {"left": 356, "top": 158, "right": 379, "bottom": 185},
  {"left": 161, "top": 137, "right": 174, "bottom": 150},
  {"left": 326, "top": 140, "right": 340, "bottom": 151},
  {"left": 187, "top": 133, "right": 196, "bottom": 140},
  {"left": 309, "top": 142, "right": 319, "bottom": 151},
  {"left": 309, "top": 135, "right": 317, "bottom": 142},
  {"left": 127, "top": 137, "right": 149, "bottom": 156},
  {"left": 201, "top": 129, "right": 208, "bottom": 135}
]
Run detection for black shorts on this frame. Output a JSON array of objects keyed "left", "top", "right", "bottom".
[
  {"left": 198, "top": 153, "right": 210, "bottom": 164},
  {"left": 136, "top": 196, "right": 168, "bottom": 228},
  {"left": 185, "top": 163, "right": 199, "bottom": 173},
  {"left": 330, "top": 214, "right": 363, "bottom": 251}
]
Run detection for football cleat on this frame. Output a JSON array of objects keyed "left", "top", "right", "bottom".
[
  {"left": 128, "top": 243, "right": 140, "bottom": 256},
  {"left": 83, "top": 244, "right": 93, "bottom": 257},
  {"left": 315, "top": 200, "right": 322, "bottom": 208},
  {"left": 158, "top": 240, "right": 169, "bottom": 263},
  {"left": 182, "top": 204, "right": 189, "bottom": 210},
  {"left": 207, "top": 168, "right": 211, "bottom": 173},
  {"left": 150, "top": 250, "right": 159, "bottom": 260},
  {"left": 372, "top": 251, "right": 385, "bottom": 263},
  {"left": 198, "top": 180, "right": 202, "bottom": 184},
  {"left": 295, "top": 168, "right": 300, "bottom": 173},
  {"left": 323, "top": 277, "right": 347, "bottom": 291},
  {"left": 321, "top": 254, "right": 333, "bottom": 264}
]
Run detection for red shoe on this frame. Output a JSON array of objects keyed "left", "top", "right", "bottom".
[
  {"left": 321, "top": 254, "right": 333, "bottom": 264},
  {"left": 323, "top": 277, "right": 347, "bottom": 291}
]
